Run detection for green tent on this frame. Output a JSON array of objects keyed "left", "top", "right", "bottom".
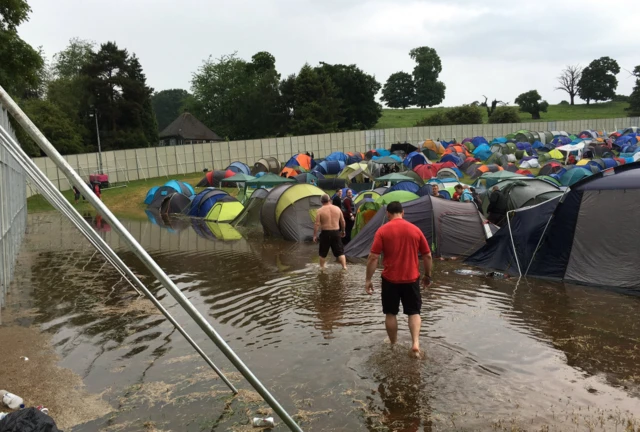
[
  {"left": 537, "top": 175, "right": 561, "bottom": 187},
  {"left": 245, "top": 173, "right": 296, "bottom": 187},
  {"left": 401, "top": 170, "right": 425, "bottom": 186},
  {"left": 479, "top": 171, "right": 524, "bottom": 188},
  {"left": 375, "top": 190, "right": 419, "bottom": 205},
  {"left": 374, "top": 156, "right": 402, "bottom": 165},
  {"left": 224, "top": 173, "right": 256, "bottom": 183},
  {"left": 375, "top": 173, "right": 416, "bottom": 184}
]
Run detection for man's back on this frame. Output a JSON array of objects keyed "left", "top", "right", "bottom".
[
  {"left": 371, "top": 219, "right": 430, "bottom": 283},
  {"left": 317, "top": 204, "right": 342, "bottom": 231}
]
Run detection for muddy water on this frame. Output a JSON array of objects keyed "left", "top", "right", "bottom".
[{"left": 7, "top": 213, "right": 640, "bottom": 431}]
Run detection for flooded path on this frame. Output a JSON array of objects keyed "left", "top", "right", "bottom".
[{"left": 3, "top": 213, "right": 640, "bottom": 431}]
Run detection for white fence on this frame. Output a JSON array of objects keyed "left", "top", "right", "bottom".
[
  {"left": 29, "top": 116, "right": 640, "bottom": 196},
  {"left": 0, "top": 104, "right": 28, "bottom": 313}
]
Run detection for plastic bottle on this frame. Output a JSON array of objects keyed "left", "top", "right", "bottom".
[
  {"left": 0, "top": 391, "right": 25, "bottom": 410},
  {"left": 252, "top": 417, "right": 275, "bottom": 428}
]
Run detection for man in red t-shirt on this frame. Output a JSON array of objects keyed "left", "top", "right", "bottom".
[{"left": 365, "top": 201, "right": 433, "bottom": 356}]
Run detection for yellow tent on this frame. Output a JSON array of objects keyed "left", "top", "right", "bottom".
[
  {"left": 205, "top": 200, "right": 244, "bottom": 222},
  {"left": 422, "top": 139, "right": 445, "bottom": 155},
  {"left": 338, "top": 162, "right": 370, "bottom": 183},
  {"left": 547, "top": 149, "right": 564, "bottom": 160},
  {"left": 576, "top": 159, "right": 591, "bottom": 166},
  {"left": 205, "top": 222, "right": 243, "bottom": 240}
]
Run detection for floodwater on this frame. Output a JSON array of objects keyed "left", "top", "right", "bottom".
[{"left": 6, "top": 212, "right": 640, "bottom": 431}]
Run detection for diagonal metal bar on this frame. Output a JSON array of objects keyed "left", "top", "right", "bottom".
[
  {"left": 0, "top": 124, "right": 238, "bottom": 394},
  {"left": 0, "top": 86, "right": 302, "bottom": 432}
]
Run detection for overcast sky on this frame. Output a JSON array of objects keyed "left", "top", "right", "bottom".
[{"left": 19, "top": 0, "right": 638, "bottom": 106}]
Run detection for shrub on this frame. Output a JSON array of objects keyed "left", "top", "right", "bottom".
[
  {"left": 559, "top": 100, "right": 570, "bottom": 105},
  {"left": 415, "top": 105, "right": 483, "bottom": 126},
  {"left": 489, "top": 106, "right": 521, "bottom": 124}
]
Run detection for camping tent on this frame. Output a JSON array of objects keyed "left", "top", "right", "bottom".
[
  {"left": 345, "top": 196, "right": 489, "bottom": 259},
  {"left": 390, "top": 142, "right": 419, "bottom": 155},
  {"left": 325, "top": 152, "right": 349, "bottom": 162},
  {"left": 163, "top": 179, "right": 195, "bottom": 197},
  {"left": 466, "top": 163, "right": 503, "bottom": 179},
  {"left": 375, "top": 190, "right": 419, "bottom": 205},
  {"left": 254, "top": 157, "right": 281, "bottom": 174},
  {"left": 196, "top": 170, "right": 235, "bottom": 187},
  {"left": 246, "top": 172, "right": 296, "bottom": 187},
  {"left": 338, "top": 162, "right": 371, "bottom": 183},
  {"left": 422, "top": 139, "right": 445, "bottom": 155},
  {"left": 294, "top": 172, "right": 320, "bottom": 185},
  {"left": 477, "top": 171, "right": 523, "bottom": 188},
  {"left": 316, "top": 160, "right": 345, "bottom": 175},
  {"left": 354, "top": 190, "right": 381, "bottom": 208},
  {"left": 403, "top": 151, "right": 429, "bottom": 169},
  {"left": 539, "top": 161, "right": 565, "bottom": 176},
  {"left": 233, "top": 188, "right": 270, "bottom": 227},
  {"left": 385, "top": 181, "right": 421, "bottom": 195},
  {"left": 436, "top": 167, "right": 460, "bottom": 180},
  {"left": 478, "top": 178, "right": 562, "bottom": 215},
  {"left": 144, "top": 186, "right": 160, "bottom": 205},
  {"left": 260, "top": 183, "right": 325, "bottom": 242},
  {"left": 159, "top": 192, "right": 191, "bottom": 216},
  {"left": 205, "top": 196, "right": 244, "bottom": 222},
  {"left": 188, "top": 188, "right": 229, "bottom": 217},
  {"left": 227, "top": 162, "right": 251, "bottom": 175},
  {"left": 467, "top": 162, "right": 640, "bottom": 288},
  {"left": 284, "top": 153, "right": 315, "bottom": 171},
  {"left": 559, "top": 166, "right": 592, "bottom": 186}
]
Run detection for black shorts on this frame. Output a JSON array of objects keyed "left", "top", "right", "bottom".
[
  {"left": 319, "top": 230, "right": 344, "bottom": 258},
  {"left": 381, "top": 277, "right": 421, "bottom": 316}
]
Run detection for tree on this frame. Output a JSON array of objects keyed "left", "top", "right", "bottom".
[
  {"left": 0, "top": 0, "right": 45, "bottom": 99},
  {"left": 577, "top": 57, "right": 620, "bottom": 104},
  {"left": 480, "top": 95, "right": 504, "bottom": 117},
  {"left": 489, "top": 106, "right": 520, "bottom": 124},
  {"left": 290, "top": 64, "right": 341, "bottom": 135},
  {"left": 381, "top": 72, "right": 415, "bottom": 109},
  {"left": 409, "top": 46, "right": 446, "bottom": 108},
  {"left": 514, "top": 90, "right": 549, "bottom": 120},
  {"left": 555, "top": 65, "right": 582, "bottom": 106},
  {"left": 16, "top": 99, "right": 85, "bottom": 155},
  {"left": 82, "top": 42, "right": 157, "bottom": 150},
  {"left": 316, "top": 62, "right": 381, "bottom": 130},
  {"left": 629, "top": 66, "right": 640, "bottom": 117},
  {"left": 151, "top": 89, "right": 191, "bottom": 131},
  {"left": 52, "top": 38, "right": 94, "bottom": 80}
]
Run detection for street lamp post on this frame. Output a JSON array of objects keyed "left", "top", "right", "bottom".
[{"left": 94, "top": 109, "right": 103, "bottom": 175}]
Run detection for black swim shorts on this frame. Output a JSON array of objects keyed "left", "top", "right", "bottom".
[
  {"left": 381, "top": 277, "right": 421, "bottom": 316},
  {"left": 319, "top": 230, "right": 344, "bottom": 258}
]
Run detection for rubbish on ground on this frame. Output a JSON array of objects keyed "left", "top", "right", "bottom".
[
  {"left": 20, "top": 356, "right": 29, "bottom": 361},
  {"left": 36, "top": 406, "right": 49, "bottom": 415},
  {"left": 0, "top": 408, "right": 61, "bottom": 431},
  {"left": 253, "top": 417, "right": 275, "bottom": 428},
  {"left": 0, "top": 391, "right": 24, "bottom": 410}
]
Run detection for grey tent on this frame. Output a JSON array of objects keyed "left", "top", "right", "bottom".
[
  {"left": 260, "top": 183, "right": 324, "bottom": 242},
  {"left": 466, "top": 161, "right": 640, "bottom": 288},
  {"left": 253, "top": 157, "right": 281, "bottom": 174},
  {"left": 159, "top": 192, "right": 191, "bottom": 216},
  {"left": 344, "top": 196, "right": 490, "bottom": 259},
  {"left": 232, "top": 188, "right": 270, "bottom": 227},
  {"left": 478, "top": 178, "right": 562, "bottom": 214}
]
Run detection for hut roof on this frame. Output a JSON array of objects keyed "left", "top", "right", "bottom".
[{"left": 159, "top": 112, "right": 222, "bottom": 141}]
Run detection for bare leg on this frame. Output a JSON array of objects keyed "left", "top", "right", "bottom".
[
  {"left": 385, "top": 314, "right": 398, "bottom": 344},
  {"left": 319, "top": 256, "right": 326, "bottom": 269},
  {"left": 337, "top": 255, "right": 347, "bottom": 270},
  {"left": 408, "top": 314, "right": 421, "bottom": 354}
]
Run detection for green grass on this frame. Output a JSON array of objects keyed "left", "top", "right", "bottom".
[
  {"left": 27, "top": 172, "right": 208, "bottom": 220},
  {"left": 375, "top": 101, "right": 631, "bottom": 129}
]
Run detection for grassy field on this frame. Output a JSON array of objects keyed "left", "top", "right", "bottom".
[
  {"left": 375, "top": 101, "right": 630, "bottom": 129},
  {"left": 27, "top": 173, "right": 207, "bottom": 220}
]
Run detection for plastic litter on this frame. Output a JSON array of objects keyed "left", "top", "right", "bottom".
[
  {"left": 253, "top": 417, "right": 275, "bottom": 428},
  {"left": 0, "top": 391, "right": 24, "bottom": 410}
]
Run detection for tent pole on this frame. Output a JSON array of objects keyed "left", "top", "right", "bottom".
[
  {"left": 0, "top": 125, "right": 239, "bottom": 395},
  {"left": 506, "top": 210, "right": 522, "bottom": 277},
  {"left": 0, "top": 86, "right": 302, "bottom": 432}
]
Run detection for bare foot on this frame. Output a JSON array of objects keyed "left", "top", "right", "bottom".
[
  {"left": 409, "top": 347, "right": 424, "bottom": 359},
  {"left": 342, "top": 265, "right": 347, "bottom": 270}
]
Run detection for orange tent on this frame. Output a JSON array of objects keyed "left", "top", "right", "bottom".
[
  {"left": 280, "top": 167, "right": 300, "bottom": 178},
  {"left": 443, "top": 144, "right": 471, "bottom": 157},
  {"left": 422, "top": 139, "right": 445, "bottom": 155}
]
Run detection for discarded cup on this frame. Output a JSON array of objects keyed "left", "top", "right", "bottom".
[
  {"left": 252, "top": 417, "right": 275, "bottom": 428},
  {"left": 36, "top": 405, "right": 49, "bottom": 415}
]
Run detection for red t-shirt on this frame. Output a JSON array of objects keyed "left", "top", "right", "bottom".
[{"left": 370, "top": 218, "right": 431, "bottom": 283}]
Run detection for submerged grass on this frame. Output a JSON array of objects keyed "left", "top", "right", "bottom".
[{"left": 376, "top": 101, "right": 631, "bottom": 129}]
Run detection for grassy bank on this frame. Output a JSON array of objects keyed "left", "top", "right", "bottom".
[
  {"left": 27, "top": 173, "right": 206, "bottom": 220},
  {"left": 375, "top": 101, "right": 630, "bottom": 129}
]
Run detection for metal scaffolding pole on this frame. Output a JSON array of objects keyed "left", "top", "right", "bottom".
[
  {"left": 0, "top": 86, "right": 302, "bottom": 432},
  {"left": 0, "top": 125, "right": 238, "bottom": 394}
]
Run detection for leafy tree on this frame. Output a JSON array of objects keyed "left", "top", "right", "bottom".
[
  {"left": 489, "top": 106, "right": 520, "bottom": 124},
  {"left": 515, "top": 90, "right": 549, "bottom": 120},
  {"left": 577, "top": 57, "right": 620, "bottom": 104},
  {"left": 555, "top": 65, "right": 582, "bottom": 106},
  {"left": 280, "top": 73, "right": 297, "bottom": 121},
  {"left": 290, "top": 64, "right": 341, "bottom": 135},
  {"left": 628, "top": 66, "right": 640, "bottom": 117},
  {"left": 480, "top": 95, "right": 504, "bottom": 117},
  {"left": 409, "top": 46, "right": 446, "bottom": 108},
  {"left": 415, "top": 105, "right": 482, "bottom": 126},
  {"left": 16, "top": 99, "right": 84, "bottom": 155},
  {"left": 316, "top": 62, "right": 381, "bottom": 130},
  {"left": 151, "top": 89, "right": 191, "bottom": 131},
  {"left": 381, "top": 72, "right": 415, "bottom": 109},
  {"left": 0, "top": 0, "right": 45, "bottom": 99},
  {"left": 52, "top": 38, "right": 94, "bottom": 79},
  {"left": 82, "top": 42, "right": 157, "bottom": 150},
  {"left": 190, "top": 52, "right": 287, "bottom": 140}
]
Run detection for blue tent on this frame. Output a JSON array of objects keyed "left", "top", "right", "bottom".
[
  {"left": 490, "top": 137, "right": 507, "bottom": 144},
  {"left": 375, "top": 148, "right": 390, "bottom": 157},
  {"left": 164, "top": 179, "right": 195, "bottom": 197},
  {"left": 440, "top": 153, "right": 464, "bottom": 166},
  {"left": 347, "top": 154, "right": 363, "bottom": 164},
  {"left": 560, "top": 167, "right": 592, "bottom": 186},
  {"left": 472, "top": 136, "right": 488, "bottom": 147},
  {"left": 516, "top": 142, "right": 533, "bottom": 154},
  {"left": 473, "top": 144, "right": 492, "bottom": 161},
  {"left": 325, "top": 152, "right": 349, "bottom": 162},
  {"left": 372, "top": 154, "right": 402, "bottom": 163},
  {"left": 316, "top": 160, "right": 345, "bottom": 175},
  {"left": 552, "top": 136, "right": 571, "bottom": 146},
  {"left": 144, "top": 186, "right": 159, "bottom": 205},
  {"left": 385, "top": 181, "right": 420, "bottom": 194},
  {"left": 403, "top": 151, "right": 429, "bottom": 169},
  {"left": 188, "top": 188, "right": 229, "bottom": 217},
  {"left": 440, "top": 139, "right": 454, "bottom": 148},
  {"left": 227, "top": 161, "right": 251, "bottom": 175},
  {"left": 615, "top": 135, "right": 637, "bottom": 148},
  {"left": 467, "top": 162, "right": 640, "bottom": 288}
]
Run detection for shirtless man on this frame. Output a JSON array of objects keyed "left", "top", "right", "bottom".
[{"left": 313, "top": 194, "right": 347, "bottom": 270}]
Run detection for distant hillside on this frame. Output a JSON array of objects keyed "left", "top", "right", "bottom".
[{"left": 375, "top": 102, "right": 631, "bottom": 129}]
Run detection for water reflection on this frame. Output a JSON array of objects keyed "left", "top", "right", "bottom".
[{"left": 13, "top": 213, "right": 640, "bottom": 430}]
